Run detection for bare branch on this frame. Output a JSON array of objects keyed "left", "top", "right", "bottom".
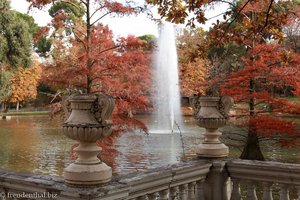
[
  {"left": 225, "top": 0, "right": 251, "bottom": 30},
  {"left": 217, "top": 0, "right": 236, "bottom": 7},
  {"left": 79, "top": 0, "right": 87, "bottom": 6},
  {"left": 98, "top": 45, "right": 120, "bottom": 54},
  {"left": 70, "top": 27, "right": 87, "bottom": 50},
  {"left": 207, "top": 12, "right": 228, "bottom": 21},
  {"left": 91, "top": 11, "right": 112, "bottom": 26},
  {"left": 261, "top": 0, "right": 275, "bottom": 32},
  {"left": 90, "top": 6, "right": 106, "bottom": 20}
]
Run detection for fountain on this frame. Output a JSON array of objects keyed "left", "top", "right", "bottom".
[{"left": 152, "top": 22, "right": 182, "bottom": 134}]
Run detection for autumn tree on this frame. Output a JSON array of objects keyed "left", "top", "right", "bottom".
[
  {"left": 43, "top": 25, "right": 151, "bottom": 121},
  {"left": 28, "top": 0, "right": 143, "bottom": 92},
  {"left": 0, "top": 0, "right": 39, "bottom": 111},
  {"left": 9, "top": 63, "right": 42, "bottom": 110},
  {"left": 29, "top": 0, "right": 152, "bottom": 132},
  {"left": 206, "top": 1, "right": 300, "bottom": 160},
  {"left": 176, "top": 27, "right": 209, "bottom": 96},
  {"left": 221, "top": 43, "right": 300, "bottom": 160}
]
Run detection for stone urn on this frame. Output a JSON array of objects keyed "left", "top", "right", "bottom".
[
  {"left": 191, "top": 95, "right": 233, "bottom": 158},
  {"left": 62, "top": 93, "right": 115, "bottom": 185}
]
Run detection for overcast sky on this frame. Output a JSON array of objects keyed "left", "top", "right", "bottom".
[{"left": 10, "top": 0, "right": 228, "bottom": 37}]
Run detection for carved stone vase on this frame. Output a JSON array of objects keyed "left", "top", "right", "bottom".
[
  {"left": 62, "top": 94, "right": 115, "bottom": 185},
  {"left": 191, "top": 96, "right": 233, "bottom": 158}
]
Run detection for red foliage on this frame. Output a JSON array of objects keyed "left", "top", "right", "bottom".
[
  {"left": 249, "top": 115, "right": 295, "bottom": 137},
  {"left": 103, "top": 0, "right": 136, "bottom": 14},
  {"left": 209, "top": 0, "right": 298, "bottom": 47},
  {"left": 42, "top": 24, "right": 152, "bottom": 132},
  {"left": 33, "top": 26, "right": 50, "bottom": 43},
  {"left": 219, "top": 43, "right": 300, "bottom": 146},
  {"left": 51, "top": 11, "right": 67, "bottom": 30},
  {"left": 27, "top": 0, "right": 51, "bottom": 9}
]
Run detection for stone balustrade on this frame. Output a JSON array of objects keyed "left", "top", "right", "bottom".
[
  {"left": 227, "top": 159, "right": 300, "bottom": 200},
  {"left": 0, "top": 160, "right": 211, "bottom": 200},
  {"left": 1, "top": 159, "right": 300, "bottom": 200}
]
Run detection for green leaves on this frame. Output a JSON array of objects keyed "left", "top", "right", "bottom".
[
  {"left": 0, "top": 70, "right": 12, "bottom": 102},
  {"left": 0, "top": 3, "right": 32, "bottom": 68}
]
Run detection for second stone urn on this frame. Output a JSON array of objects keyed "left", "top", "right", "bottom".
[
  {"left": 62, "top": 93, "right": 115, "bottom": 185},
  {"left": 191, "top": 95, "right": 233, "bottom": 158}
]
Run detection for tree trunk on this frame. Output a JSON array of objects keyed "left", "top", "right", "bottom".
[
  {"left": 1, "top": 102, "right": 5, "bottom": 112},
  {"left": 240, "top": 129, "right": 264, "bottom": 161},
  {"left": 240, "top": 77, "right": 265, "bottom": 160},
  {"left": 16, "top": 101, "right": 19, "bottom": 111}
]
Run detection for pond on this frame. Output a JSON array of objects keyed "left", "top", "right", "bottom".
[{"left": 0, "top": 115, "right": 299, "bottom": 176}]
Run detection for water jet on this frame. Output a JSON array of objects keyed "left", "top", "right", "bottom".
[{"left": 152, "top": 22, "right": 182, "bottom": 134}]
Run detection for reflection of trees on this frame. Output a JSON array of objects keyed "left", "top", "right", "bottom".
[
  {"left": 0, "top": 117, "right": 39, "bottom": 172},
  {"left": 0, "top": 116, "right": 73, "bottom": 176}
]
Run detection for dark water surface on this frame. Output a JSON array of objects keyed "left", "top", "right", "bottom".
[{"left": 0, "top": 115, "right": 299, "bottom": 176}]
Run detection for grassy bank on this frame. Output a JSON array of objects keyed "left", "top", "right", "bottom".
[{"left": 0, "top": 111, "right": 49, "bottom": 116}]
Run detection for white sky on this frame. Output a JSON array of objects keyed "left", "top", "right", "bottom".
[{"left": 10, "top": 0, "right": 228, "bottom": 37}]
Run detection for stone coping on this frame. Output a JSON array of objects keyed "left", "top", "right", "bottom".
[{"left": 0, "top": 160, "right": 211, "bottom": 200}]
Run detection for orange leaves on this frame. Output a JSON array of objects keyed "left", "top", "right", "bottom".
[
  {"left": 179, "top": 60, "right": 208, "bottom": 96},
  {"left": 9, "top": 63, "right": 42, "bottom": 103},
  {"left": 177, "top": 28, "right": 209, "bottom": 96}
]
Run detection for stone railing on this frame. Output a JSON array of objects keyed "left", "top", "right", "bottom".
[
  {"left": 227, "top": 159, "right": 300, "bottom": 200},
  {"left": 0, "top": 160, "right": 211, "bottom": 200},
  {"left": 2, "top": 159, "right": 300, "bottom": 200}
]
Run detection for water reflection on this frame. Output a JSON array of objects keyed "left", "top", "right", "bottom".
[
  {"left": 0, "top": 116, "right": 73, "bottom": 176},
  {"left": 0, "top": 115, "right": 299, "bottom": 176},
  {"left": 0, "top": 115, "right": 204, "bottom": 176}
]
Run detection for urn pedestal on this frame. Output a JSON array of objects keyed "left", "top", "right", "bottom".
[
  {"left": 62, "top": 94, "right": 115, "bottom": 185},
  {"left": 191, "top": 96, "right": 233, "bottom": 158}
]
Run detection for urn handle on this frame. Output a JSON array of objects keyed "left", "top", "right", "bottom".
[
  {"left": 62, "top": 95, "right": 72, "bottom": 120},
  {"left": 189, "top": 94, "right": 201, "bottom": 117},
  {"left": 219, "top": 96, "right": 234, "bottom": 117},
  {"left": 93, "top": 94, "right": 115, "bottom": 126}
]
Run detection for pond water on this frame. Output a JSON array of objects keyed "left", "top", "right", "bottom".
[{"left": 0, "top": 115, "right": 299, "bottom": 176}]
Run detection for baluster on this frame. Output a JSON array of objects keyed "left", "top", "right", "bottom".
[
  {"left": 262, "top": 182, "right": 273, "bottom": 200},
  {"left": 279, "top": 184, "right": 290, "bottom": 200},
  {"left": 196, "top": 180, "right": 205, "bottom": 199},
  {"left": 179, "top": 184, "right": 188, "bottom": 200},
  {"left": 296, "top": 186, "right": 300, "bottom": 200},
  {"left": 246, "top": 181, "right": 258, "bottom": 200},
  {"left": 187, "top": 182, "right": 196, "bottom": 200},
  {"left": 169, "top": 186, "right": 178, "bottom": 200},
  {"left": 231, "top": 178, "right": 241, "bottom": 200},
  {"left": 135, "top": 196, "right": 147, "bottom": 200},
  {"left": 159, "top": 189, "right": 169, "bottom": 200},
  {"left": 147, "top": 192, "right": 158, "bottom": 200}
]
